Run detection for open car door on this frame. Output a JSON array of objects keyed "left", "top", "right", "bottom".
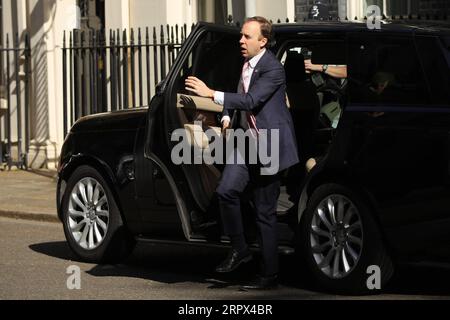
[{"left": 157, "top": 24, "right": 242, "bottom": 230}]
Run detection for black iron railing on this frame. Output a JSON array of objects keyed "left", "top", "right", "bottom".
[
  {"left": 0, "top": 33, "right": 30, "bottom": 170},
  {"left": 62, "top": 24, "right": 193, "bottom": 137}
]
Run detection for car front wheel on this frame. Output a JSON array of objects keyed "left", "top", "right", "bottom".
[
  {"left": 62, "top": 165, "right": 135, "bottom": 263},
  {"left": 299, "top": 183, "right": 394, "bottom": 294}
]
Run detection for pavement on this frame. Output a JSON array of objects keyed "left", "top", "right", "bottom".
[{"left": 0, "top": 169, "right": 59, "bottom": 223}]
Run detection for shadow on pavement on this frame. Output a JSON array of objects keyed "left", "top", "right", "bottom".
[
  {"left": 28, "top": 241, "right": 450, "bottom": 298},
  {"left": 90, "top": 243, "right": 308, "bottom": 290},
  {"left": 29, "top": 241, "right": 78, "bottom": 261},
  {"left": 28, "top": 241, "right": 313, "bottom": 292}
]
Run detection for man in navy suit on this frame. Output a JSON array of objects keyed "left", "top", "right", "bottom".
[{"left": 185, "top": 16, "right": 299, "bottom": 290}]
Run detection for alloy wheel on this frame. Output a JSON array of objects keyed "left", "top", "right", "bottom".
[
  {"left": 310, "top": 194, "right": 363, "bottom": 279},
  {"left": 67, "top": 177, "right": 110, "bottom": 250}
]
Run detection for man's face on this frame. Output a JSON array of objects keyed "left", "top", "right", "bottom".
[{"left": 239, "top": 21, "right": 268, "bottom": 59}]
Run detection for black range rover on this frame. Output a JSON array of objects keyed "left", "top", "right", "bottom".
[{"left": 57, "top": 21, "right": 450, "bottom": 294}]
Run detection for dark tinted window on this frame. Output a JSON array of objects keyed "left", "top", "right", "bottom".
[
  {"left": 441, "top": 36, "right": 450, "bottom": 55},
  {"left": 348, "top": 34, "right": 430, "bottom": 105},
  {"left": 416, "top": 36, "right": 450, "bottom": 105},
  {"left": 176, "top": 31, "right": 242, "bottom": 94}
]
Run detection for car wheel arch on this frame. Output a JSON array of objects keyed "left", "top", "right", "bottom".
[{"left": 58, "top": 155, "right": 125, "bottom": 225}]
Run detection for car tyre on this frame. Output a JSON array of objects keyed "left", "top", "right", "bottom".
[
  {"left": 62, "top": 165, "right": 135, "bottom": 264},
  {"left": 299, "top": 183, "right": 394, "bottom": 295}
]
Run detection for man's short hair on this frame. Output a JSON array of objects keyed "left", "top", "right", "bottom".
[{"left": 244, "top": 16, "right": 273, "bottom": 48}]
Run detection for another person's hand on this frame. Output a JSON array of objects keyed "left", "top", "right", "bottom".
[
  {"left": 306, "top": 158, "right": 317, "bottom": 172},
  {"left": 222, "top": 119, "right": 230, "bottom": 132},
  {"left": 185, "top": 76, "right": 215, "bottom": 99},
  {"left": 304, "top": 59, "right": 322, "bottom": 74}
]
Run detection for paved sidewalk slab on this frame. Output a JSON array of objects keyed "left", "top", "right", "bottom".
[{"left": 0, "top": 170, "right": 59, "bottom": 223}]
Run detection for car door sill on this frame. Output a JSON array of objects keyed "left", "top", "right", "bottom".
[{"left": 136, "top": 237, "right": 295, "bottom": 255}]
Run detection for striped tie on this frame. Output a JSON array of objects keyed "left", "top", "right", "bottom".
[{"left": 241, "top": 61, "right": 259, "bottom": 137}]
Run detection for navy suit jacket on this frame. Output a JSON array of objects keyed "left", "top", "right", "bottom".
[{"left": 223, "top": 50, "right": 299, "bottom": 173}]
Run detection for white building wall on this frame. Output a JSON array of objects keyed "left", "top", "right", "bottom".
[
  {"left": 1, "top": 0, "right": 79, "bottom": 169},
  {"left": 231, "top": 0, "right": 295, "bottom": 23},
  {"left": 27, "top": 0, "right": 78, "bottom": 170},
  {"left": 286, "top": 0, "right": 296, "bottom": 22},
  {"left": 166, "top": 0, "right": 197, "bottom": 26},
  {"left": 105, "top": 0, "right": 197, "bottom": 31},
  {"left": 130, "top": 0, "right": 166, "bottom": 29},
  {"left": 255, "top": 0, "right": 290, "bottom": 22},
  {"left": 1, "top": 0, "right": 27, "bottom": 165},
  {"left": 347, "top": 0, "right": 365, "bottom": 20},
  {"left": 105, "top": 0, "right": 130, "bottom": 31},
  {"left": 43, "top": 0, "right": 79, "bottom": 169},
  {"left": 28, "top": 0, "right": 51, "bottom": 168}
]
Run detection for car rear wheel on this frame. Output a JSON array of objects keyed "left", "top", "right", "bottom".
[
  {"left": 62, "top": 165, "right": 135, "bottom": 263},
  {"left": 299, "top": 183, "right": 394, "bottom": 294}
]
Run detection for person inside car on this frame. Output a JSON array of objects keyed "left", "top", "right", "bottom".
[
  {"left": 303, "top": 61, "right": 347, "bottom": 173},
  {"left": 364, "top": 71, "right": 395, "bottom": 103},
  {"left": 304, "top": 60, "right": 348, "bottom": 79},
  {"left": 305, "top": 60, "right": 347, "bottom": 128},
  {"left": 306, "top": 71, "right": 394, "bottom": 173}
]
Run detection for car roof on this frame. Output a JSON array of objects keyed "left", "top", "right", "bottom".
[
  {"left": 273, "top": 21, "right": 450, "bottom": 36},
  {"left": 197, "top": 21, "right": 450, "bottom": 37}
]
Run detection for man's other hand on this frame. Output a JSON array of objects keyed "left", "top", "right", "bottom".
[
  {"left": 222, "top": 119, "right": 231, "bottom": 140},
  {"left": 185, "top": 76, "right": 215, "bottom": 98},
  {"left": 222, "top": 119, "right": 230, "bottom": 132}
]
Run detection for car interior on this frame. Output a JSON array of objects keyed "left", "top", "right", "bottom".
[
  {"left": 279, "top": 40, "right": 347, "bottom": 221},
  {"left": 171, "top": 32, "right": 348, "bottom": 239},
  {"left": 281, "top": 41, "right": 347, "bottom": 166}
]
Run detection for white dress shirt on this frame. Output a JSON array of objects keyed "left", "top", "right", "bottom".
[{"left": 215, "top": 49, "right": 267, "bottom": 123}]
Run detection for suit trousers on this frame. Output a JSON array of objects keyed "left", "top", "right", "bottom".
[{"left": 216, "top": 155, "right": 281, "bottom": 276}]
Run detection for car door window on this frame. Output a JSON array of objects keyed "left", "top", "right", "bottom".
[
  {"left": 174, "top": 30, "right": 242, "bottom": 129},
  {"left": 348, "top": 34, "right": 431, "bottom": 106},
  {"left": 416, "top": 35, "right": 450, "bottom": 106},
  {"left": 176, "top": 31, "right": 242, "bottom": 95}
]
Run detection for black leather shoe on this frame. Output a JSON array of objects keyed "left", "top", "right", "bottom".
[
  {"left": 215, "top": 249, "right": 252, "bottom": 273},
  {"left": 192, "top": 220, "right": 217, "bottom": 232},
  {"left": 240, "top": 275, "right": 278, "bottom": 291}
]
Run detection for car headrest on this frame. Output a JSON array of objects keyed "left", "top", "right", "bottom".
[{"left": 284, "top": 51, "right": 307, "bottom": 83}]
